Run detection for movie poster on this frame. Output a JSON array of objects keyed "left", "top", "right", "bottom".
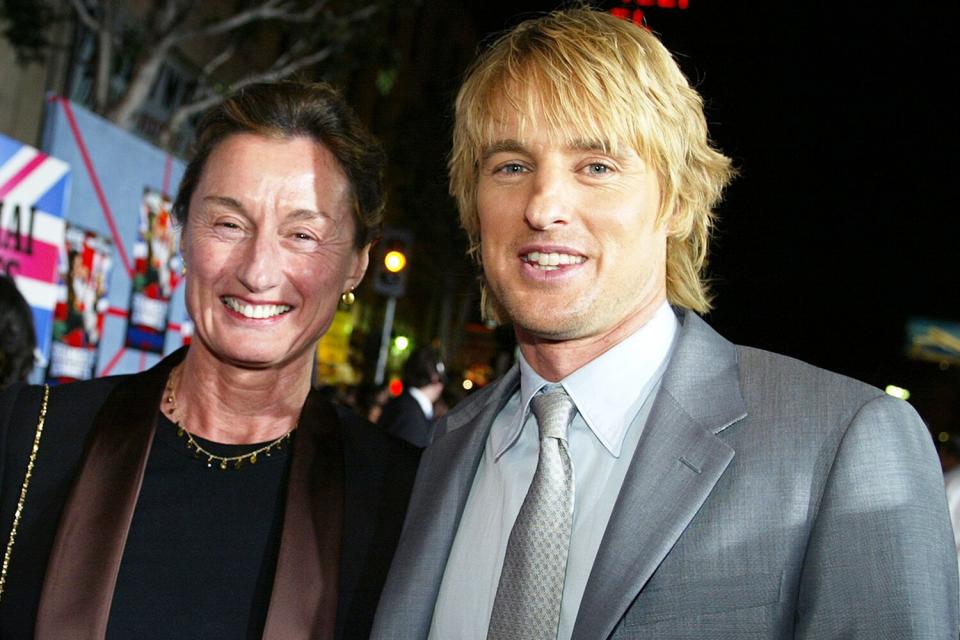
[
  {"left": 0, "top": 133, "right": 71, "bottom": 372},
  {"left": 125, "top": 187, "right": 181, "bottom": 353},
  {"left": 46, "top": 225, "right": 113, "bottom": 383}
]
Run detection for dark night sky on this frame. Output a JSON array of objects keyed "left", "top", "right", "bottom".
[{"left": 466, "top": 2, "right": 959, "bottom": 390}]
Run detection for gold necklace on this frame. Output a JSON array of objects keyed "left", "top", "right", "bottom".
[{"left": 164, "top": 367, "right": 294, "bottom": 470}]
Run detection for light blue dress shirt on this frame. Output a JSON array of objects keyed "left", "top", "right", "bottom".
[{"left": 429, "top": 302, "right": 678, "bottom": 640}]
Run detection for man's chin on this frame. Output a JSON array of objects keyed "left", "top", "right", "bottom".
[{"left": 509, "top": 311, "right": 588, "bottom": 344}]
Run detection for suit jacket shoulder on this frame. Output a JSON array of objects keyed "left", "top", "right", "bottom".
[
  {"left": 736, "top": 344, "right": 885, "bottom": 418},
  {"left": 611, "top": 322, "right": 957, "bottom": 639}
]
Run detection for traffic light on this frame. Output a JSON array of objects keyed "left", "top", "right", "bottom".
[{"left": 373, "top": 227, "right": 411, "bottom": 297}]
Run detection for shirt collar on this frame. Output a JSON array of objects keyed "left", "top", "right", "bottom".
[
  {"left": 492, "top": 301, "right": 678, "bottom": 459},
  {"left": 408, "top": 386, "right": 434, "bottom": 419}
]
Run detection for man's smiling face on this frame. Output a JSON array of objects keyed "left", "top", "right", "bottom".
[{"left": 477, "top": 106, "right": 669, "bottom": 348}]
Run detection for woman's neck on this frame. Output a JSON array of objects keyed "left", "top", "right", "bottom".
[{"left": 164, "top": 348, "right": 312, "bottom": 444}]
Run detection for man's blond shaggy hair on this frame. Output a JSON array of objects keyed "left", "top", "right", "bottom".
[{"left": 449, "top": 8, "right": 734, "bottom": 317}]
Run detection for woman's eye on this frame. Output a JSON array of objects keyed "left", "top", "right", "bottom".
[{"left": 288, "top": 229, "right": 322, "bottom": 243}]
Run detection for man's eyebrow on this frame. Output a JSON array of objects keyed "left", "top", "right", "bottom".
[
  {"left": 481, "top": 138, "right": 621, "bottom": 161},
  {"left": 481, "top": 139, "right": 526, "bottom": 162},
  {"left": 568, "top": 138, "right": 614, "bottom": 153}
]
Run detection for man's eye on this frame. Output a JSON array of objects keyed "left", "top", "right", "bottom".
[
  {"left": 217, "top": 221, "right": 241, "bottom": 229},
  {"left": 586, "top": 163, "right": 612, "bottom": 175},
  {"left": 497, "top": 163, "right": 527, "bottom": 174},
  {"left": 293, "top": 232, "right": 316, "bottom": 241}
]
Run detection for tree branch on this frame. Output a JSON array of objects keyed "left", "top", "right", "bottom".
[
  {"left": 67, "top": 0, "right": 102, "bottom": 33},
  {"left": 200, "top": 43, "right": 236, "bottom": 78},
  {"left": 232, "top": 45, "right": 335, "bottom": 86},
  {"left": 171, "top": 0, "right": 328, "bottom": 44},
  {"left": 340, "top": 3, "right": 379, "bottom": 25},
  {"left": 160, "top": 44, "right": 337, "bottom": 146},
  {"left": 172, "top": 1, "right": 378, "bottom": 117},
  {"left": 143, "top": 0, "right": 190, "bottom": 35}
]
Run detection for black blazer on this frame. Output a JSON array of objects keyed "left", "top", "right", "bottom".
[
  {"left": 0, "top": 349, "right": 418, "bottom": 639},
  {"left": 378, "top": 391, "right": 435, "bottom": 449}
]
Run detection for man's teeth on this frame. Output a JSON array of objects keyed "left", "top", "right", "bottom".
[
  {"left": 523, "top": 251, "right": 585, "bottom": 269},
  {"left": 223, "top": 297, "right": 291, "bottom": 319}
]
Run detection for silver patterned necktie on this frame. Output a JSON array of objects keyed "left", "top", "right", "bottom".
[{"left": 488, "top": 384, "right": 577, "bottom": 640}]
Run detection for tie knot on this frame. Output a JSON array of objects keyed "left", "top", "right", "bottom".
[{"left": 530, "top": 385, "right": 576, "bottom": 442}]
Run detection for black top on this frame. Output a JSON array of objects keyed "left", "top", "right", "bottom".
[{"left": 107, "top": 413, "right": 292, "bottom": 639}]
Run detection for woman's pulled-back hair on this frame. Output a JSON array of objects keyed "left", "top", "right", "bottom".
[{"left": 173, "top": 81, "right": 386, "bottom": 248}]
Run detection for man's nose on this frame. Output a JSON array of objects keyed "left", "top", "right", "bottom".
[{"left": 524, "top": 166, "right": 571, "bottom": 230}]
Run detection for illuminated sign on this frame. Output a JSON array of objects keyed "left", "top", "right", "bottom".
[
  {"left": 609, "top": 0, "right": 689, "bottom": 27},
  {"left": 906, "top": 317, "right": 960, "bottom": 365}
]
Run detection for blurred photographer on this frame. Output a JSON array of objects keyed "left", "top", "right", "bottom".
[{"left": 379, "top": 347, "right": 446, "bottom": 448}]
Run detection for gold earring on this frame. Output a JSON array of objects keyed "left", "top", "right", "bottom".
[{"left": 340, "top": 289, "right": 355, "bottom": 305}]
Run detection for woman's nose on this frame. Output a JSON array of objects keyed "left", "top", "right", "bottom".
[{"left": 236, "top": 233, "right": 282, "bottom": 293}]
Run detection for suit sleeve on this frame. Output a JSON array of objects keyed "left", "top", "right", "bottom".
[{"left": 795, "top": 394, "right": 959, "bottom": 638}]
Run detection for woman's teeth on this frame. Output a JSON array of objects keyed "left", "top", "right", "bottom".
[{"left": 222, "top": 297, "right": 291, "bottom": 319}]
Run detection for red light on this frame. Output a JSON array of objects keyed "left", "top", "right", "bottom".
[
  {"left": 388, "top": 378, "right": 403, "bottom": 397},
  {"left": 610, "top": 0, "right": 687, "bottom": 26}
]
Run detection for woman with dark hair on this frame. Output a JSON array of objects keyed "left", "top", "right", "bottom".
[
  {"left": 0, "top": 82, "right": 417, "bottom": 639},
  {"left": 0, "top": 275, "right": 36, "bottom": 389}
]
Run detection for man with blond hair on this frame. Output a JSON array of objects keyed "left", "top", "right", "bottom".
[{"left": 371, "top": 8, "right": 958, "bottom": 639}]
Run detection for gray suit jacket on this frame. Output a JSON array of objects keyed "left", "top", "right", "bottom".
[{"left": 371, "top": 311, "right": 959, "bottom": 638}]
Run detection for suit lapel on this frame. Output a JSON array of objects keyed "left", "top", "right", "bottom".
[
  {"left": 572, "top": 312, "right": 746, "bottom": 640},
  {"left": 35, "top": 350, "right": 184, "bottom": 640},
  {"left": 262, "top": 390, "right": 343, "bottom": 640},
  {"left": 371, "top": 367, "right": 520, "bottom": 639}
]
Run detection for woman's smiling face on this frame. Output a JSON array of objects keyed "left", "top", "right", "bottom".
[{"left": 182, "top": 132, "right": 369, "bottom": 371}]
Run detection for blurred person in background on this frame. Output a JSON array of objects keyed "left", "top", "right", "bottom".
[
  {"left": 0, "top": 81, "right": 418, "bottom": 639},
  {"left": 378, "top": 347, "right": 446, "bottom": 448},
  {"left": 0, "top": 275, "right": 36, "bottom": 389},
  {"left": 357, "top": 382, "right": 391, "bottom": 424}
]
